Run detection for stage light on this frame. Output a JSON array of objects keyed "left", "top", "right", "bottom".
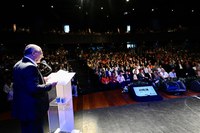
[
  {"left": 127, "top": 25, "right": 130, "bottom": 33},
  {"left": 64, "top": 25, "right": 70, "bottom": 33}
]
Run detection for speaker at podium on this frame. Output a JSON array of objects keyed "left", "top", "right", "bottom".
[{"left": 129, "top": 84, "right": 163, "bottom": 102}]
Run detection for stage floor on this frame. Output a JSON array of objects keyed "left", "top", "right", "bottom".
[{"left": 1, "top": 96, "right": 200, "bottom": 133}]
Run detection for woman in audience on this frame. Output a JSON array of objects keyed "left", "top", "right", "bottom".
[
  {"left": 109, "top": 72, "right": 119, "bottom": 89},
  {"left": 100, "top": 72, "right": 110, "bottom": 89}
]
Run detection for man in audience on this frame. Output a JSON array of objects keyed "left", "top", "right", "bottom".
[
  {"left": 169, "top": 68, "right": 177, "bottom": 81},
  {"left": 116, "top": 70, "right": 125, "bottom": 89}
]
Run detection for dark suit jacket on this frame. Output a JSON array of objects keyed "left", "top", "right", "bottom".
[
  {"left": 123, "top": 73, "right": 132, "bottom": 83},
  {"left": 137, "top": 73, "right": 146, "bottom": 81},
  {"left": 12, "top": 57, "right": 53, "bottom": 121}
]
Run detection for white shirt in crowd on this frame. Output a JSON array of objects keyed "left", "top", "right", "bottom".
[
  {"left": 3, "top": 81, "right": 13, "bottom": 101},
  {"left": 116, "top": 75, "right": 125, "bottom": 83}
]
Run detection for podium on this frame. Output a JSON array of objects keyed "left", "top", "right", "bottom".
[{"left": 47, "top": 70, "right": 75, "bottom": 133}]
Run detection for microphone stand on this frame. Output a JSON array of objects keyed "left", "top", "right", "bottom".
[{"left": 39, "top": 60, "right": 52, "bottom": 76}]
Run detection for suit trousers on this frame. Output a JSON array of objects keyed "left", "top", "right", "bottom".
[{"left": 20, "top": 118, "right": 44, "bottom": 133}]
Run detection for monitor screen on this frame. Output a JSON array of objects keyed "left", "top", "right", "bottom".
[{"left": 133, "top": 86, "right": 157, "bottom": 97}]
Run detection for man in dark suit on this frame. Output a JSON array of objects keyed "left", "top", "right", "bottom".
[
  {"left": 123, "top": 70, "right": 132, "bottom": 86},
  {"left": 12, "top": 44, "right": 57, "bottom": 133}
]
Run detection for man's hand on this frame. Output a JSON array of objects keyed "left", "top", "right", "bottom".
[{"left": 51, "top": 82, "right": 58, "bottom": 87}]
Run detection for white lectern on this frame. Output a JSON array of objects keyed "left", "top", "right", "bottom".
[{"left": 47, "top": 70, "right": 75, "bottom": 133}]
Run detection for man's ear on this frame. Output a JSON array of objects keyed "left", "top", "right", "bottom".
[{"left": 31, "top": 51, "right": 36, "bottom": 56}]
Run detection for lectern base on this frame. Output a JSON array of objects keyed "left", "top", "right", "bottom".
[{"left": 51, "top": 128, "right": 82, "bottom": 133}]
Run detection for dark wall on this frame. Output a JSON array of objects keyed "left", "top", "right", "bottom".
[{"left": 1, "top": 31, "right": 200, "bottom": 45}]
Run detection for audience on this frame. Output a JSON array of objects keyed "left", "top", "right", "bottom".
[
  {"left": 1, "top": 40, "right": 200, "bottom": 111},
  {"left": 79, "top": 41, "right": 200, "bottom": 90}
]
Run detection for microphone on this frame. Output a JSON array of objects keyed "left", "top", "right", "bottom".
[{"left": 40, "top": 60, "right": 52, "bottom": 75}]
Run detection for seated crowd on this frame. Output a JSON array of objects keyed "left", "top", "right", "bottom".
[
  {"left": 80, "top": 43, "right": 200, "bottom": 92},
  {"left": 0, "top": 41, "right": 200, "bottom": 112}
]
